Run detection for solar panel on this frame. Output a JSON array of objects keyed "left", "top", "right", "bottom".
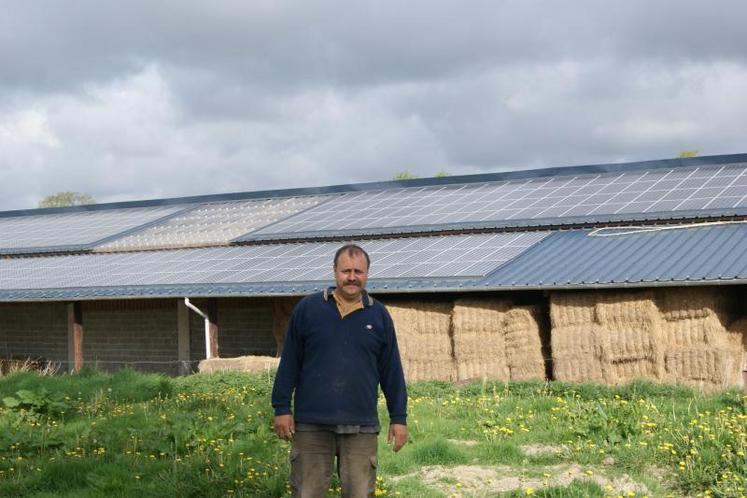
[
  {"left": 0, "top": 232, "right": 549, "bottom": 292},
  {"left": 0, "top": 205, "right": 188, "bottom": 254},
  {"left": 95, "top": 195, "right": 331, "bottom": 252},
  {"left": 241, "top": 163, "right": 747, "bottom": 241}
]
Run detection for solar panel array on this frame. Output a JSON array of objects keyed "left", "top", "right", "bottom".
[
  {"left": 0, "top": 205, "right": 187, "bottom": 254},
  {"left": 0, "top": 232, "right": 548, "bottom": 291},
  {"left": 95, "top": 195, "right": 330, "bottom": 252},
  {"left": 243, "top": 163, "right": 747, "bottom": 240}
]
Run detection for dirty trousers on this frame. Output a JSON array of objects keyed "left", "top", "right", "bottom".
[{"left": 290, "top": 431, "right": 377, "bottom": 498}]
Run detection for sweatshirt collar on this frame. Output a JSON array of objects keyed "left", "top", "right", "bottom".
[{"left": 324, "top": 287, "right": 374, "bottom": 307}]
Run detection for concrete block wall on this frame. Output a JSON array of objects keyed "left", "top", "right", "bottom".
[
  {"left": 82, "top": 300, "right": 179, "bottom": 374},
  {"left": 0, "top": 302, "right": 68, "bottom": 366},
  {"left": 189, "top": 298, "right": 275, "bottom": 360}
]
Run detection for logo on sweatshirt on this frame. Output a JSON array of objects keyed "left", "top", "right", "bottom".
[{"left": 365, "top": 324, "right": 373, "bottom": 331}]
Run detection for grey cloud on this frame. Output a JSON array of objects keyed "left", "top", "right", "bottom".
[{"left": 2, "top": 1, "right": 747, "bottom": 210}]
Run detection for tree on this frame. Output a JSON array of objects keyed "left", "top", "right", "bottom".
[
  {"left": 678, "top": 150, "right": 699, "bottom": 158},
  {"left": 38, "top": 192, "right": 95, "bottom": 208},
  {"left": 392, "top": 171, "right": 418, "bottom": 180}
]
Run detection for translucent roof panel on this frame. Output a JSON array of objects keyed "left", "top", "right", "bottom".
[
  {"left": 94, "top": 195, "right": 330, "bottom": 252},
  {"left": 242, "top": 162, "right": 747, "bottom": 240},
  {"left": 0, "top": 232, "right": 549, "bottom": 298},
  {"left": 0, "top": 205, "right": 188, "bottom": 255}
]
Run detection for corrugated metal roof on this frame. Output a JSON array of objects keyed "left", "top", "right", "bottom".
[{"left": 483, "top": 222, "right": 747, "bottom": 288}]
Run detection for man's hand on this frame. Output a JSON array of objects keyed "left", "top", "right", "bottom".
[
  {"left": 387, "top": 423, "right": 407, "bottom": 452},
  {"left": 274, "top": 415, "right": 295, "bottom": 441}
]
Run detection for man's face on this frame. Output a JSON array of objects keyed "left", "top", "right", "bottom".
[{"left": 334, "top": 251, "right": 369, "bottom": 302}]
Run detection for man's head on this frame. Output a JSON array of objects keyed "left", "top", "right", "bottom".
[{"left": 333, "top": 244, "right": 370, "bottom": 302}]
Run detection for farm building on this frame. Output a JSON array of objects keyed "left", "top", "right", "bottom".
[{"left": 1, "top": 153, "right": 746, "bottom": 391}]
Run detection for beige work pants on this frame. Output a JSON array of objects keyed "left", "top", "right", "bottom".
[{"left": 290, "top": 431, "right": 377, "bottom": 498}]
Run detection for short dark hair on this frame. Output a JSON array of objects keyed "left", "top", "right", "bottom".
[{"left": 333, "top": 244, "right": 370, "bottom": 269}]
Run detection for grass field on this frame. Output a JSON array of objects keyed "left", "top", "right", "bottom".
[{"left": 1, "top": 369, "right": 746, "bottom": 497}]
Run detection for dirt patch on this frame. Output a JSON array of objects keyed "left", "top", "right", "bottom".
[
  {"left": 394, "top": 464, "right": 650, "bottom": 497},
  {"left": 520, "top": 444, "right": 568, "bottom": 456},
  {"left": 447, "top": 439, "right": 480, "bottom": 447}
]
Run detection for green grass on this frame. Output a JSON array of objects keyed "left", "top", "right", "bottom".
[{"left": 1, "top": 370, "right": 746, "bottom": 497}]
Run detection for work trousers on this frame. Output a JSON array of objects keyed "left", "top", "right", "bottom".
[{"left": 290, "top": 431, "right": 378, "bottom": 498}]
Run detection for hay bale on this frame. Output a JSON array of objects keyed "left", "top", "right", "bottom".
[
  {"left": 731, "top": 317, "right": 747, "bottom": 348},
  {"left": 452, "top": 299, "right": 544, "bottom": 382},
  {"left": 198, "top": 355, "right": 279, "bottom": 374},
  {"left": 595, "top": 291, "right": 658, "bottom": 326},
  {"left": 732, "top": 317, "right": 747, "bottom": 390},
  {"left": 504, "top": 306, "right": 545, "bottom": 381},
  {"left": 452, "top": 298, "right": 510, "bottom": 381},
  {"left": 663, "top": 349, "right": 740, "bottom": 391},
  {"left": 662, "top": 318, "right": 708, "bottom": 347},
  {"left": 385, "top": 301, "right": 455, "bottom": 382},
  {"left": 550, "top": 288, "right": 743, "bottom": 390},
  {"left": 602, "top": 325, "right": 657, "bottom": 362},
  {"left": 551, "top": 291, "right": 664, "bottom": 384},
  {"left": 655, "top": 287, "right": 735, "bottom": 321},
  {"left": 660, "top": 314, "right": 744, "bottom": 391},
  {"left": 551, "top": 325, "right": 605, "bottom": 383},
  {"left": 550, "top": 292, "right": 597, "bottom": 328}
]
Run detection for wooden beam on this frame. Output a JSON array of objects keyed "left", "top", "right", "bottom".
[
  {"left": 67, "top": 302, "right": 83, "bottom": 373},
  {"left": 177, "top": 300, "right": 191, "bottom": 375},
  {"left": 207, "top": 298, "right": 219, "bottom": 358}
]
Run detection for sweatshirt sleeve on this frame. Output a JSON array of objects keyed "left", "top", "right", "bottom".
[
  {"left": 377, "top": 306, "right": 408, "bottom": 425},
  {"left": 271, "top": 303, "right": 304, "bottom": 416}
]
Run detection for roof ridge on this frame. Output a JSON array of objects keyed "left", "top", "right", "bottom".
[{"left": 3, "top": 153, "right": 745, "bottom": 218}]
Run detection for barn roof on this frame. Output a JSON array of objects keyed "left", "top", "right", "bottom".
[{"left": 1, "top": 153, "right": 746, "bottom": 300}]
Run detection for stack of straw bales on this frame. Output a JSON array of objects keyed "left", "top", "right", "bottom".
[
  {"left": 550, "top": 291, "right": 607, "bottom": 383},
  {"left": 655, "top": 288, "right": 741, "bottom": 390},
  {"left": 451, "top": 298, "right": 545, "bottom": 382},
  {"left": 551, "top": 287, "right": 744, "bottom": 391},
  {"left": 384, "top": 301, "right": 456, "bottom": 382},
  {"left": 551, "top": 290, "right": 663, "bottom": 384},
  {"left": 595, "top": 291, "right": 663, "bottom": 384}
]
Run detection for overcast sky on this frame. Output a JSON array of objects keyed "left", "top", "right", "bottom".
[{"left": 2, "top": 1, "right": 746, "bottom": 211}]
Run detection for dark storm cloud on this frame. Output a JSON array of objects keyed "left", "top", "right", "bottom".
[{"left": 1, "top": 1, "right": 747, "bottom": 210}]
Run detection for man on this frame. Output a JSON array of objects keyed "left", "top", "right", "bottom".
[{"left": 272, "top": 244, "right": 408, "bottom": 498}]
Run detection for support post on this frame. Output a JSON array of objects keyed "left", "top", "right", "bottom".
[
  {"left": 177, "top": 299, "right": 191, "bottom": 375},
  {"left": 67, "top": 302, "right": 83, "bottom": 373},
  {"left": 207, "top": 298, "right": 219, "bottom": 359}
]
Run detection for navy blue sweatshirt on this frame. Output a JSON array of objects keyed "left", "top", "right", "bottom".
[{"left": 271, "top": 289, "right": 407, "bottom": 426}]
